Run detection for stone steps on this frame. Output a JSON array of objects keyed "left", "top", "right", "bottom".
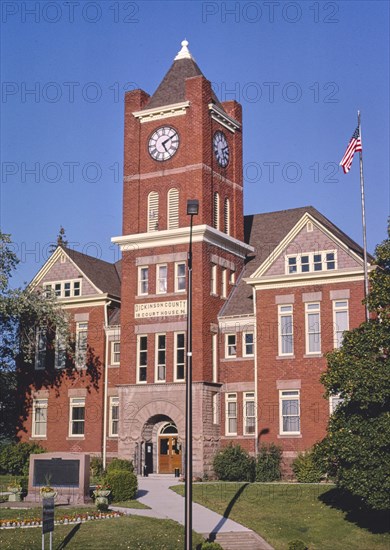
[{"left": 210, "top": 530, "right": 274, "bottom": 550}]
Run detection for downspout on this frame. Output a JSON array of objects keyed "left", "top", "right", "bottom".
[
  {"left": 253, "top": 286, "right": 259, "bottom": 459},
  {"left": 102, "top": 301, "right": 111, "bottom": 470}
]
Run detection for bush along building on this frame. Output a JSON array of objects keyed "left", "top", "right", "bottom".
[{"left": 17, "top": 41, "right": 369, "bottom": 477}]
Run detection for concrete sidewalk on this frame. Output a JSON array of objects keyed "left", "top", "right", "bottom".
[{"left": 112, "top": 476, "right": 274, "bottom": 549}]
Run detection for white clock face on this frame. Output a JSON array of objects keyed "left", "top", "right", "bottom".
[
  {"left": 148, "top": 126, "right": 179, "bottom": 161},
  {"left": 213, "top": 131, "right": 229, "bottom": 168}
]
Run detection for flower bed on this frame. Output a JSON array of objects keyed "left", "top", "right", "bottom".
[{"left": 0, "top": 511, "right": 123, "bottom": 529}]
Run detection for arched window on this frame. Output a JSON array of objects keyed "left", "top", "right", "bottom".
[
  {"left": 167, "top": 188, "right": 179, "bottom": 229},
  {"left": 148, "top": 191, "right": 159, "bottom": 232},
  {"left": 224, "top": 197, "right": 230, "bottom": 235},
  {"left": 213, "top": 192, "right": 220, "bottom": 230}
]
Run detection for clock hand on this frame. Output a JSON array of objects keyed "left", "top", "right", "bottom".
[{"left": 161, "top": 138, "right": 170, "bottom": 152}]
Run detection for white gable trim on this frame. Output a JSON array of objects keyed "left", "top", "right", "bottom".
[
  {"left": 29, "top": 246, "right": 102, "bottom": 295},
  {"left": 250, "top": 212, "right": 367, "bottom": 280}
]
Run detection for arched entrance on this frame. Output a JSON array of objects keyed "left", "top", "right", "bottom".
[{"left": 158, "top": 422, "right": 182, "bottom": 474}]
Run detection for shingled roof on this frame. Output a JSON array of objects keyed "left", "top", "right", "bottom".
[
  {"left": 64, "top": 247, "right": 121, "bottom": 298},
  {"left": 220, "top": 206, "right": 369, "bottom": 318},
  {"left": 145, "top": 40, "right": 224, "bottom": 110}
]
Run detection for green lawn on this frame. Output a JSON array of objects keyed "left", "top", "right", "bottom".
[
  {"left": 0, "top": 514, "right": 205, "bottom": 549},
  {"left": 172, "top": 483, "right": 389, "bottom": 550},
  {"left": 112, "top": 500, "right": 150, "bottom": 509}
]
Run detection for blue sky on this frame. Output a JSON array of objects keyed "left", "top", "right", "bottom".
[{"left": 1, "top": 0, "right": 389, "bottom": 287}]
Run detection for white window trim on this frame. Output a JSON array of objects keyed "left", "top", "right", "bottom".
[
  {"left": 243, "top": 392, "right": 256, "bottom": 435},
  {"left": 212, "top": 333, "right": 218, "bottom": 383},
  {"left": 156, "top": 264, "right": 168, "bottom": 295},
  {"left": 285, "top": 250, "right": 337, "bottom": 274},
  {"left": 111, "top": 341, "right": 120, "bottom": 365},
  {"left": 137, "top": 335, "right": 148, "bottom": 384},
  {"left": 44, "top": 279, "right": 82, "bottom": 298},
  {"left": 174, "top": 262, "right": 186, "bottom": 293},
  {"left": 278, "top": 305, "right": 294, "bottom": 357},
  {"left": 333, "top": 300, "right": 349, "bottom": 349},
  {"left": 155, "top": 333, "right": 166, "bottom": 383},
  {"left": 32, "top": 399, "right": 48, "bottom": 438},
  {"left": 211, "top": 264, "right": 217, "bottom": 295},
  {"left": 147, "top": 191, "right": 159, "bottom": 232},
  {"left": 329, "top": 393, "right": 343, "bottom": 415},
  {"left": 221, "top": 268, "right": 227, "bottom": 298},
  {"left": 167, "top": 188, "right": 179, "bottom": 230},
  {"left": 69, "top": 397, "right": 85, "bottom": 438},
  {"left": 174, "top": 332, "right": 185, "bottom": 382},
  {"left": 305, "top": 302, "right": 321, "bottom": 355},
  {"left": 279, "top": 390, "right": 300, "bottom": 435},
  {"left": 225, "top": 333, "right": 237, "bottom": 358},
  {"left": 75, "top": 321, "right": 88, "bottom": 368},
  {"left": 225, "top": 393, "right": 237, "bottom": 436},
  {"left": 54, "top": 331, "right": 67, "bottom": 369},
  {"left": 242, "top": 331, "right": 254, "bottom": 357},
  {"left": 138, "top": 266, "right": 149, "bottom": 296},
  {"left": 109, "top": 396, "right": 119, "bottom": 437}
]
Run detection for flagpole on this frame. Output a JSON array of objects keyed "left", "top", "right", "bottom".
[{"left": 357, "top": 110, "right": 369, "bottom": 321}]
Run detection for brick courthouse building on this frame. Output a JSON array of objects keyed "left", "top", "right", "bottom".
[{"left": 18, "top": 42, "right": 369, "bottom": 476}]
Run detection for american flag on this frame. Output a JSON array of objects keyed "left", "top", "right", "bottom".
[{"left": 339, "top": 126, "right": 362, "bottom": 174}]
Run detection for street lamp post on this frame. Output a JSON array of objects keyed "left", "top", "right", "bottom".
[{"left": 185, "top": 199, "right": 199, "bottom": 550}]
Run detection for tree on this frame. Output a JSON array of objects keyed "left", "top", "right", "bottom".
[
  {"left": 316, "top": 225, "right": 390, "bottom": 510},
  {"left": 0, "top": 232, "right": 70, "bottom": 443}
]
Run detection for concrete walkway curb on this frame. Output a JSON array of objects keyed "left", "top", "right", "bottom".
[{"left": 112, "top": 476, "right": 274, "bottom": 549}]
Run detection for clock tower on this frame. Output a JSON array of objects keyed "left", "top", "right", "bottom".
[{"left": 112, "top": 41, "right": 252, "bottom": 476}]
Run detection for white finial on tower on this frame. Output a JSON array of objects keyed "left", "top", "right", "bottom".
[{"left": 174, "top": 39, "right": 194, "bottom": 60}]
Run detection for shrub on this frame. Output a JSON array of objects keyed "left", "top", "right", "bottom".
[
  {"left": 256, "top": 444, "right": 282, "bottom": 482},
  {"left": 288, "top": 540, "right": 308, "bottom": 550},
  {"left": 106, "top": 458, "right": 134, "bottom": 474},
  {"left": 90, "top": 456, "right": 104, "bottom": 478},
  {"left": 200, "top": 542, "right": 224, "bottom": 549},
  {"left": 0, "top": 442, "right": 45, "bottom": 476},
  {"left": 213, "top": 444, "right": 255, "bottom": 482},
  {"left": 105, "top": 470, "right": 138, "bottom": 502},
  {"left": 292, "top": 448, "right": 323, "bottom": 483}
]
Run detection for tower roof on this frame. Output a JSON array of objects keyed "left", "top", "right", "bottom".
[{"left": 145, "top": 40, "right": 223, "bottom": 110}]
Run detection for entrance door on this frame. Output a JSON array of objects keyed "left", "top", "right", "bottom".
[{"left": 158, "top": 423, "right": 181, "bottom": 474}]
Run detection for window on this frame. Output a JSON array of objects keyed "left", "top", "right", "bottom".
[
  {"left": 174, "top": 332, "right": 185, "bottom": 381},
  {"left": 225, "top": 334, "right": 237, "bottom": 357},
  {"left": 43, "top": 280, "right": 81, "bottom": 298},
  {"left": 156, "top": 265, "right": 168, "bottom": 294},
  {"left": 333, "top": 300, "right": 349, "bottom": 348},
  {"left": 229, "top": 271, "right": 235, "bottom": 285},
  {"left": 167, "top": 188, "right": 179, "bottom": 229},
  {"left": 286, "top": 251, "right": 337, "bottom": 274},
  {"left": 175, "top": 262, "right": 186, "bottom": 292},
  {"left": 306, "top": 303, "right": 321, "bottom": 354},
  {"left": 109, "top": 396, "right": 119, "bottom": 436},
  {"left": 243, "top": 332, "right": 254, "bottom": 356},
  {"left": 35, "top": 328, "right": 47, "bottom": 370},
  {"left": 212, "top": 393, "right": 219, "bottom": 424},
  {"left": 225, "top": 393, "right": 237, "bottom": 435},
  {"left": 137, "top": 335, "right": 148, "bottom": 383},
  {"left": 224, "top": 197, "right": 230, "bottom": 235},
  {"left": 75, "top": 322, "right": 88, "bottom": 368},
  {"left": 32, "top": 399, "right": 48, "bottom": 437},
  {"left": 148, "top": 191, "right": 159, "bottom": 231},
  {"left": 138, "top": 266, "right": 149, "bottom": 295},
  {"left": 244, "top": 392, "right": 255, "bottom": 435},
  {"left": 280, "top": 390, "right": 300, "bottom": 435},
  {"left": 156, "top": 334, "right": 166, "bottom": 381},
  {"left": 330, "top": 394, "right": 343, "bottom": 415},
  {"left": 69, "top": 397, "right": 85, "bottom": 437},
  {"left": 111, "top": 341, "right": 120, "bottom": 365},
  {"left": 221, "top": 268, "right": 227, "bottom": 298},
  {"left": 213, "top": 192, "right": 220, "bottom": 230},
  {"left": 211, "top": 264, "right": 217, "bottom": 295},
  {"left": 212, "top": 333, "right": 218, "bottom": 382},
  {"left": 55, "top": 331, "right": 66, "bottom": 369},
  {"left": 278, "top": 305, "right": 294, "bottom": 356}
]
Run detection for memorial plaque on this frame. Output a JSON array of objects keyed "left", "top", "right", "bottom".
[
  {"left": 34, "top": 458, "right": 80, "bottom": 487},
  {"left": 42, "top": 496, "right": 55, "bottom": 534}
]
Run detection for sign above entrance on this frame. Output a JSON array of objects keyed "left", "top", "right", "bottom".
[{"left": 135, "top": 300, "right": 187, "bottom": 319}]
